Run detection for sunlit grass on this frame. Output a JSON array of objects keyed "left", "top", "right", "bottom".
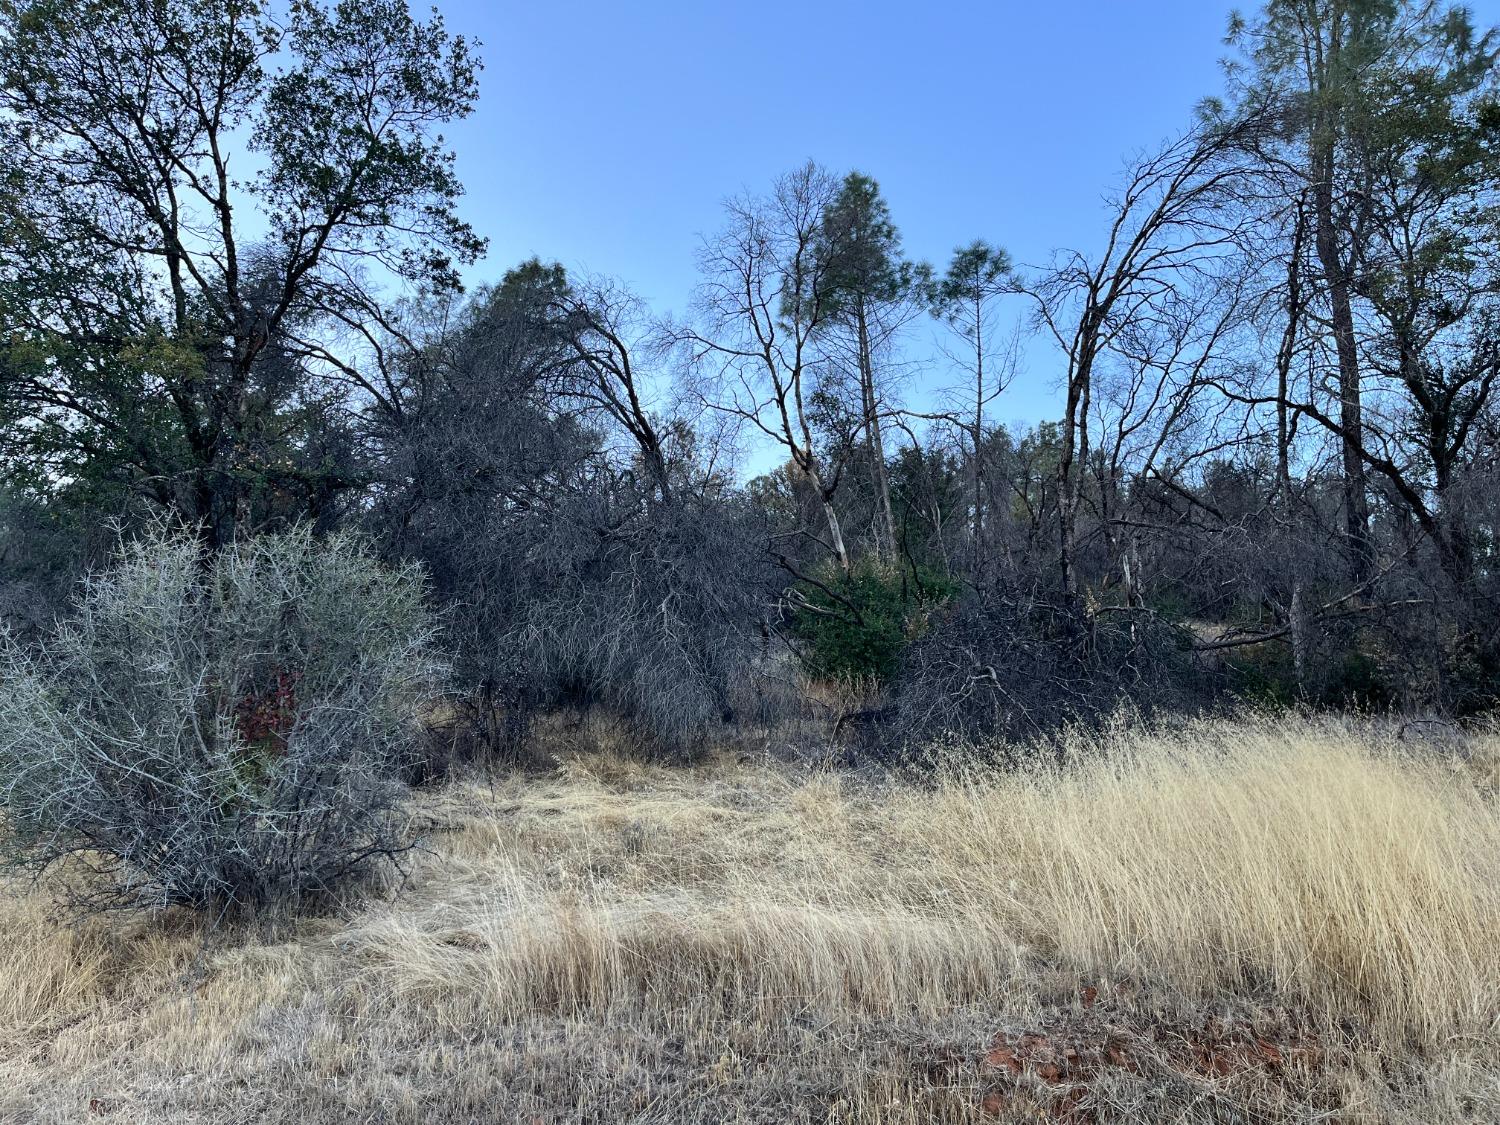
[{"left": 4, "top": 715, "right": 1498, "bottom": 1122}]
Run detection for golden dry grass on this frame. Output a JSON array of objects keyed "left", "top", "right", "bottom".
[{"left": 2, "top": 715, "right": 1498, "bottom": 1123}]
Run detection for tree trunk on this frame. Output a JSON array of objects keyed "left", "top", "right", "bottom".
[
  {"left": 971, "top": 296, "right": 985, "bottom": 565},
  {"left": 1290, "top": 580, "right": 1310, "bottom": 692},
  {"left": 1275, "top": 196, "right": 1308, "bottom": 508},
  {"left": 801, "top": 454, "right": 850, "bottom": 574},
  {"left": 856, "top": 302, "right": 896, "bottom": 564},
  {"left": 1058, "top": 341, "right": 1094, "bottom": 600},
  {"left": 1313, "top": 179, "right": 1374, "bottom": 584},
  {"left": 821, "top": 491, "right": 851, "bottom": 575},
  {"left": 1309, "top": 13, "right": 1374, "bottom": 585}
]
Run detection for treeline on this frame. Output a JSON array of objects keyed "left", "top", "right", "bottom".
[{"left": 2, "top": 0, "right": 1498, "bottom": 764}]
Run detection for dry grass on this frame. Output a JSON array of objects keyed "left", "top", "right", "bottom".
[{"left": 2, "top": 715, "right": 1498, "bottom": 1122}]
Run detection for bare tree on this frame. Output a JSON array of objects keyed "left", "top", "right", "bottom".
[
  {"left": 1022, "top": 120, "right": 1264, "bottom": 597},
  {"left": 1089, "top": 259, "right": 1256, "bottom": 611},
  {"left": 685, "top": 162, "right": 855, "bottom": 572},
  {"left": 547, "top": 276, "right": 678, "bottom": 504}
]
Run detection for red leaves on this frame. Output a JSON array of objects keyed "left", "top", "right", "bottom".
[
  {"left": 981, "top": 1031, "right": 1086, "bottom": 1119},
  {"left": 1178, "top": 1020, "right": 1317, "bottom": 1081},
  {"left": 1104, "top": 1040, "right": 1135, "bottom": 1072},
  {"left": 983, "top": 1030, "right": 1085, "bottom": 1080},
  {"left": 232, "top": 668, "right": 301, "bottom": 754}
]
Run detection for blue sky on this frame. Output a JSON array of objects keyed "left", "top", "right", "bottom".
[{"left": 436, "top": 0, "right": 1500, "bottom": 443}]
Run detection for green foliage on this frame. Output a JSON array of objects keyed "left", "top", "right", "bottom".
[
  {"left": 818, "top": 173, "right": 905, "bottom": 308},
  {"left": 0, "top": 0, "right": 484, "bottom": 544},
  {"left": 791, "top": 562, "right": 959, "bottom": 683},
  {"left": 807, "top": 171, "right": 931, "bottom": 326},
  {"left": 1224, "top": 634, "right": 1396, "bottom": 711},
  {"left": 928, "top": 239, "right": 1013, "bottom": 336},
  {"left": 890, "top": 443, "right": 963, "bottom": 567}
]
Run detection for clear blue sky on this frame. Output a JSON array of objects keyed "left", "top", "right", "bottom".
[{"left": 436, "top": 0, "right": 1500, "bottom": 439}]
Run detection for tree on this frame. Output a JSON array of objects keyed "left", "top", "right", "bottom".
[
  {"left": 1089, "top": 255, "right": 1255, "bottom": 614},
  {"left": 0, "top": 0, "right": 483, "bottom": 546},
  {"left": 686, "top": 161, "right": 855, "bottom": 573},
  {"left": 1023, "top": 119, "right": 1264, "bottom": 597},
  {"left": 1224, "top": 0, "right": 1498, "bottom": 582},
  {"left": 545, "top": 274, "right": 680, "bottom": 504},
  {"left": 813, "top": 173, "right": 927, "bottom": 562},
  {"left": 928, "top": 240, "right": 1015, "bottom": 565},
  {"left": 367, "top": 262, "right": 588, "bottom": 732},
  {"left": 1225, "top": 0, "right": 1500, "bottom": 586},
  {"left": 370, "top": 261, "right": 788, "bottom": 753}
]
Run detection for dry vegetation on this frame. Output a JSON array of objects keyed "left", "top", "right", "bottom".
[{"left": 3, "top": 716, "right": 1499, "bottom": 1123}]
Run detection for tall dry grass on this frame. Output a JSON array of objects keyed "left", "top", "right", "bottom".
[
  {"left": 922, "top": 719, "right": 1500, "bottom": 1040},
  {"left": 3, "top": 715, "right": 1498, "bottom": 1122}
]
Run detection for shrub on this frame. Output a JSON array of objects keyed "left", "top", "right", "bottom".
[
  {"left": 0, "top": 524, "right": 444, "bottom": 913},
  {"left": 879, "top": 586, "right": 1212, "bottom": 753},
  {"left": 790, "top": 561, "right": 958, "bottom": 683}
]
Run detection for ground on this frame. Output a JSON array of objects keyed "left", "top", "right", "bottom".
[{"left": 2, "top": 716, "right": 1498, "bottom": 1123}]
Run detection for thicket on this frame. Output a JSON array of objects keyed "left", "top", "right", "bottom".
[{"left": 882, "top": 589, "right": 1208, "bottom": 752}]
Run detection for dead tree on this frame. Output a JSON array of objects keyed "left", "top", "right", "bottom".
[
  {"left": 684, "top": 161, "right": 855, "bottom": 572},
  {"left": 1022, "top": 119, "right": 1265, "bottom": 598}
]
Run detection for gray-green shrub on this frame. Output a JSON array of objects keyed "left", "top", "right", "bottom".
[{"left": 0, "top": 524, "right": 444, "bottom": 913}]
